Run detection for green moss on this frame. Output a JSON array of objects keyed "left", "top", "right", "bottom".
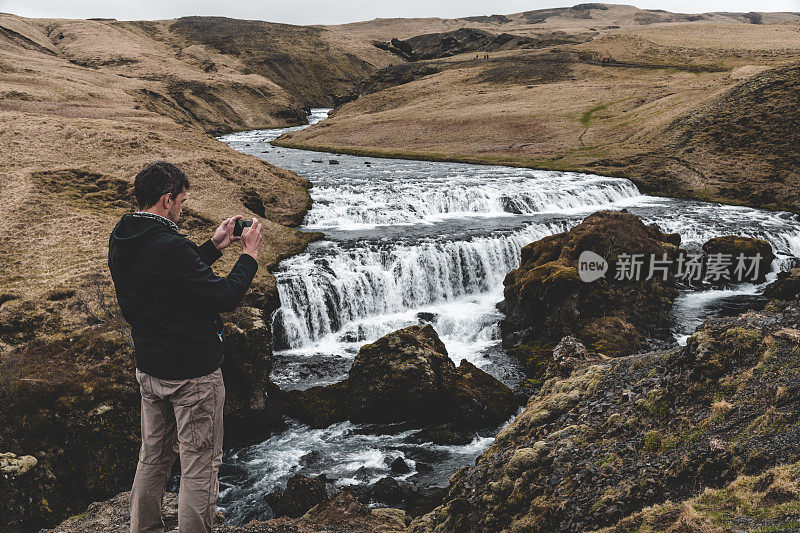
[
  {"left": 596, "top": 452, "right": 621, "bottom": 470},
  {"left": 507, "top": 342, "right": 553, "bottom": 378},
  {"left": 741, "top": 407, "right": 793, "bottom": 440},
  {"left": 643, "top": 430, "right": 662, "bottom": 453},
  {"left": 724, "top": 326, "right": 764, "bottom": 343},
  {"left": 638, "top": 387, "right": 670, "bottom": 419},
  {"left": 580, "top": 102, "right": 615, "bottom": 127},
  {"left": 660, "top": 434, "right": 679, "bottom": 452},
  {"left": 38, "top": 498, "right": 52, "bottom": 514},
  {"left": 581, "top": 316, "right": 646, "bottom": 357},
  {"left": 543, "top": 265, "right": 580, "bottom": 284},
  {"left": 67, "top": 510, "right": 88, "bottom": 521}
]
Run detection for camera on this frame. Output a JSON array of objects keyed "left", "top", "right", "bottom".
[{"left": 233, "top": 219, "right": 253, "bottom": 237}]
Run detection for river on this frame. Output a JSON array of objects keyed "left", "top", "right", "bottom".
[{"left": 214, "top": 108, "right": 800, "bottom": 523}]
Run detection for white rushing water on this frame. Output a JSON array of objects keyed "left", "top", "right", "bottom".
[
  {"left": 215, "top": 108, "right": 800, "bottom": 523},
  {"left": 273, "top": 221, "right": 572, "bottom": 349},
  {"left": 301, "top": 173, "right": 641, "bottom": 229}
]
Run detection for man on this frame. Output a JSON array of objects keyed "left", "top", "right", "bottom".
[{"left": 108, "top": 160, "right": 263, "bottom": 532}]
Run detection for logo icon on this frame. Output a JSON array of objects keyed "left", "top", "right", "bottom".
[{"left": 578, "top": 251, "right": 608, "bottom": 282}]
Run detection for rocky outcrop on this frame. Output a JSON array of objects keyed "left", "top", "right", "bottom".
[
  {"left": 279, "top": 381, "right": 348, "bottom": 429},
  {"left": 281, "top": 325, "right": 516, "bottom": 438},
  {"left": 764, "top": 267, "right": 800, "bottom": 300},
  {"left": 45, "top": 490, "right": 408, "bottom": 533},
  {"left": 0, "top": 318, "right": 141, "bottom": 532},
  {"left": 0, "top": 453, "right": 58, "bottom": 533},
  {"left": 411, "top": 301, "right": 800, "bottom": 532},
  {"left": 348, "top": 476, "right": 448, "bottom": 518},
  {"left": 0, "top": 301, "right": 287, "bottom": 531},
  {"left": 702, "top": 235, "right": 775, "bottom": 283},
  {"left": 334, "top": 62, "right": 446, "bottom": 106},
  {"left": 374, "top": 28, "right": 550, "bottom": 62},
  {"left": 219, "top": 306, "right": 285, "bottom": 444},
  {"left": 499, "top": 210, "right": 683, "bottom": 361},
  {"left": 169, "top": 16, "right": 375, "bottom": 110},
  {"left": 605, "top": 460, "right": 800, "bottom": 531},
  {"left": 346, "top": 325, "right": 516, "bottom": 432},
  {"left": 264, "top": 474, "right": 329, "bottom": 518}
]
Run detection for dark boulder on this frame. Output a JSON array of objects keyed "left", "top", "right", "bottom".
[
  {"left": 500, "top": 210, "right": 683, "bottom": 359},
  {"left": 264, "top": 474, "right": 330, "bottom": 518},
  {"left": 371, "top": 476, "right": 405, "bottom": 505},
  {"left": 278, "top": 380, "right": 348, "bottom": 428},
  {"left": 345, "top": 325, "right": 516, "bottom": 431},
  {"left": 764, "top": 267, "right": 800, "bottom": 301},
  {"left": 345, "top": 324, "right": 454, "bottom": 424},
  {"left": 702, "top": 235, "right": 774, "bottom": 283},
  {"left": 221, "top": 306, "right": 284, "bottom": 443},
  {"left": 390, "top": 457, "right": 411, "bottom": 475},
  {"left": 365, "top": 477, "right": 448, "bottom": 518}
]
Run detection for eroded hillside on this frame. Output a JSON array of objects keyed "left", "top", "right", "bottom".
[{"left": 276, "top": 3, "right": 800, "bottom": 213}]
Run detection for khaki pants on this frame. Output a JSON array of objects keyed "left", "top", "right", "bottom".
[{"left": 130, "top": 367, "right": 225, "bottom": 533}]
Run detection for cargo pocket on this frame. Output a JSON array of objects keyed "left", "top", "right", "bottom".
[{"left": 174, "top": 377, "right": 216, "bottom": 451}]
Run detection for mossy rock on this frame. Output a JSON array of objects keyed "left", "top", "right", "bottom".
[
  {"left": 500, "top": 210, "right": 683, "bottom": 353},
  {"left": 702, "top": 235, "right": 775, "bottom": 283},
  {"left": 580, "top": 316, "right": 645, "bottom": 357}
]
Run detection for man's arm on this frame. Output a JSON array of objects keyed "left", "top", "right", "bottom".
[
  {"left": 169, "top": 238, "right": 258, "bottom": 313},
  {"left": 197, "top": 239, "right": 223, "bottom": 266}
]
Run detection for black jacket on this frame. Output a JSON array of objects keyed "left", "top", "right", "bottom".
[{"left": 108, "top": 213, "right": 258, "bottom": 379}]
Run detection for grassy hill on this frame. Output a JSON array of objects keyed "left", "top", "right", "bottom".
[
  {"left": 276, "top": 3, "right": 800, "bottom": 213},
  {"left": 0, "top": 11, "right": 393, "bottom": 312}
]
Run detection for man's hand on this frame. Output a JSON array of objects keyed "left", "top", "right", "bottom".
[
  {"left": 241, "top": 217, "right": 263, "bottom": 261},
  {"left": 212, "top": 215, "right": 243, "bottom": 251}
]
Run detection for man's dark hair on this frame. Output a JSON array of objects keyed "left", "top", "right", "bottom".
[{"left": 134, "top": 161, "right": 190, "bottom": 210}]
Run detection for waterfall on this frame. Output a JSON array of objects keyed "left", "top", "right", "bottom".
[
  {"left": 304, "top": 174, "right": 642, "bottom": 229},
  {"left": 272, "top": 221, "right": 573, "bottom": 349}
]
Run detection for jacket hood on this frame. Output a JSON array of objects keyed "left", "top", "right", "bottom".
[{"left": 108, "top": 213, "right": 175, "bottom": 268}]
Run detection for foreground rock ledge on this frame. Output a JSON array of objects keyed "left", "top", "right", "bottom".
[
  {"left": 44, "top": 490, "right": 408, "bottom": 533},
  {"left": 410, "top": 295, "right": 800, "bottom": 532}
]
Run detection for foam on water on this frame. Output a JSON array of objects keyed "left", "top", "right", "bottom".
[
  {"left": 302, "top": 172, "right": 641, "bottom": 229},
  {"left": 218, "top": 419, "right": 496, "bottom": 524}
]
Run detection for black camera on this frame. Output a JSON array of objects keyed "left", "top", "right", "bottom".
[{"left": 233, "top": 219, "right": 253, "bottom": 237}]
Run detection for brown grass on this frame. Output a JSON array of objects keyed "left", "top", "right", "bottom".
[
  {"left": 279, "top": 7, "right": 800, "bottom": 213},
  {"left": 0, "top": 12, "right": 384, "bottom": 350}
]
